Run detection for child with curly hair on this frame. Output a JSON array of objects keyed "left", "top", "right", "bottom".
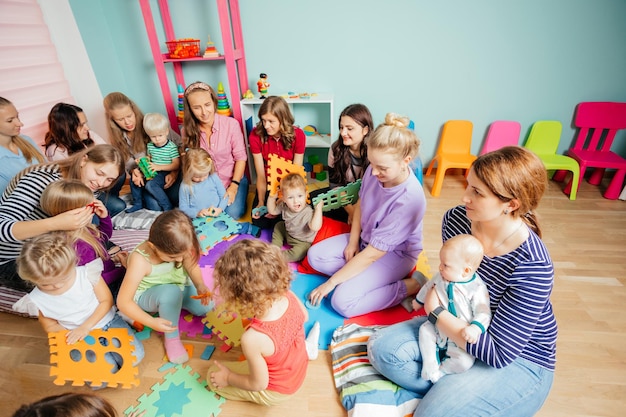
[{"left": 207, "top": 239, "right": 319, "bottom": 405}]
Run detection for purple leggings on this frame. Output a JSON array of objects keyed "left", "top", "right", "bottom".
[{"left": 307, "top": 233, "right": 418, "bottom": 318}]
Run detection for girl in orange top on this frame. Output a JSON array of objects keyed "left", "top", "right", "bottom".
[{"left": 207, "top": 239, "right": 318, "bottom": 405}]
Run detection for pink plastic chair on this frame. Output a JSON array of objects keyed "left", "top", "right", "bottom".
[
  {"left": 480, "top": 121, "right": 521, "bottom": 155},
  {"left": 553, "top": 102, "right": 626, "bottom": 199}
]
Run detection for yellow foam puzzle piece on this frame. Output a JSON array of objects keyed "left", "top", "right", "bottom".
[
  {"left": 267, "top": 153, "right": 307, "bottom": 197},
  {"left": 202, "top": 303, "right": 247, "bottom": 347},
  {"left": 48, "top": 328, "right": 139, "bottom": 388}
]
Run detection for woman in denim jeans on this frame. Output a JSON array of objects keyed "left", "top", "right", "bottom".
[{"left": 367, "top": 147, "right": 557, "bottom": 417}]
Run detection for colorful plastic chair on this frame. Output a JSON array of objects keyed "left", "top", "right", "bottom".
[
  {"left": 553, "top": 102, "right": 626, "bottom": 200},
  {"left": 480, "top": 121, "right": 521, "bottom": 155},
  {"left": 524, "top": 121, "right": 580, "bottom": 200},
  {"left": 425, "top": 120, "right": 476, "bottom": 197}
]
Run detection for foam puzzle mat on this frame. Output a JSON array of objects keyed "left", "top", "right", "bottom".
[
  {"left": 125, "top": 364, "right": 225, "bottom": 417},
  {"left": 48, "top": 328, "right": 139, "bottom": 388}
]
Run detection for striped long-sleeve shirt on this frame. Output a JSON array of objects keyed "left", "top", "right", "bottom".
[
  {"left": 442, "top": 205, "right": 557, "bottom": 371},
  {"left": 0, "top": 164, "right": 62, "bottom": 265}
]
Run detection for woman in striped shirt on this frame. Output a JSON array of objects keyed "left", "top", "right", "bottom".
[
  {"left": 0, "top": 144, "right": 124, "bottom": 292},
  {"left": 368, "top": 146, "right": 557, "bottom": 416}
]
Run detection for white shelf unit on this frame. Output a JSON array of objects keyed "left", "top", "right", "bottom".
[{"left": 240, "top": 93, "right": 335, "bottom": 148}]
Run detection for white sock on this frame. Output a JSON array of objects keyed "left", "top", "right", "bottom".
[{"left": 305, "top": 321, "right": 320, "bottom": 360}]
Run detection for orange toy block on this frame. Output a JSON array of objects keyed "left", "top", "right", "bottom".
[
  {"left": 312, "top": 162, "right": 324, "bottom": 173},
  {"left": 202, "top": 303, "right": 247, "bottom": 348},
  {"left": 267, "top": 153, "right": 307, "bottom": 196},
  {"left": 48, "top": 328, "right": 139, "bottom": 388}
]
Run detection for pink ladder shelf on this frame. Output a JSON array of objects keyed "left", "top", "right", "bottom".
[{"left": 138, "top": 0, "right": 249, "bottom": 130}]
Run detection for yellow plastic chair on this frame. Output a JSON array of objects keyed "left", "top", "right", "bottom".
[
  {"left": 523, "top": 120, "right": 580, "bottom": 200},
  {"left": 425, "top": 120, "right": 476, "bottom": 197}
]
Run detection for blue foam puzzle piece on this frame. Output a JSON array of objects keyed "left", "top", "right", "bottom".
[{"left": 290, "top": 271, "right": 344, "bottom": 349}]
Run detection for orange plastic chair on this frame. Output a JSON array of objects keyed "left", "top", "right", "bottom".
[
  {"left": 553, "top": 102, "right": 626, "bottom": 200},
  {"left": 480, "top": 121, "right": 521, "bottom": 155},
  {"left": 524, "top": 121, "right": 580, "bottom": 200},
  {"left": 425, "top": 120, "right": 476, "bottom": 197}
]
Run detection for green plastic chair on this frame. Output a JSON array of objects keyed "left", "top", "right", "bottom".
[{"left": 524, "top": 121, "right": 580, "bottom": 200}]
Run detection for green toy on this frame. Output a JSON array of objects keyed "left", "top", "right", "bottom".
[
  {"left": 312, "top": 179, "right": 361, "bottom": 211},
  {"left": 137, "top": 157, "right": 156, "bottom": 180},
  {"left": 125, "top": 364, "right": 225, "bottom": 417}
]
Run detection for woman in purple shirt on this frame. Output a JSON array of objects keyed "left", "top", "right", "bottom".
[
  {"left": 306, "top": 113, "right": 426, "bottom": 318},
  {"left": 181, "top": 81, "right": 248, "bottom": 220}
]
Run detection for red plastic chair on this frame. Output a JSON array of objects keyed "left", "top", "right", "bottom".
[
  {"left": 480, "top": 121, "right": 521, "bottom": 155},
  {"left": 553, "top": 102, "right": 626, "bottom": 199},
  {"left": 425, "top": 120, "right": 476, "bottom": 197}
]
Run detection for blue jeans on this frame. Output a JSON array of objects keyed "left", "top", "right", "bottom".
[
  {"left": 69, "top": 313, "right": 144, "bottom": 369},
  {"left": 224, "top": 175, "right": 249, "bottom": 220},
  {"left": 130, "top": 172, "right": 181, "bottom": 211},
  {"left": 367, "top": 317, "right": 554, "bottom": 417},
  {"left": 98, "top": 172, "right": 127, "bottom": 217}
]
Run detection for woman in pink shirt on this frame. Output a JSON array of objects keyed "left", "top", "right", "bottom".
[{"left": 182, "top": 82, "right": 248, "bottom": 219}]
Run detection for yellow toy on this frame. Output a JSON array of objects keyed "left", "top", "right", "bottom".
[
  {"left": 48, "top": 328, "right": 139, "bottom": 388},
  {"left": 267, "top": 153, "right": 307, "bottom": 197}
]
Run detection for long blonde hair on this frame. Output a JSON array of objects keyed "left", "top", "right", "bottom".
[
  {"left": 40, "top": 180, "right": 107, "bottom": 260},
  {"left": 103, "top": 92, "right": 148, "bottom": 163},
  {"left": 0, "top": 97, "right": 45, "bottom": 164}
]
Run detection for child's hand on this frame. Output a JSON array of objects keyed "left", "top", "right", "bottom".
[
  {"left": 411, "top": 299, "right": 421, "bottom": 312},
  {"left": 152, "top": 318, "right": 177, "bottom": 333},
  {"left": 90, "top": 199, "right": 108, "bottom": 219},
  {"left": 462, "top": 323, "right": 482, "bottom": 344},
  {"left": 148, "top": 162, "right": 160, "bottom": 172},
  {"left": 113, "top": 251, "right": 129, "bottom": 268},
  {"left": 314, "top": 200, "right": 324, "bottom": 212},
  {"left": 66, "top": 325, "right": 91, "bottom": 345},
  {"left": 209, "top": 360, "right": 231, "bottom": 389},
  {"left": 251, "top": 205, "right": 267, "bottom": 219}
]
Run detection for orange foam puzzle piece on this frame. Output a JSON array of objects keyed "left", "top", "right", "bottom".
[
  {"left": 267, "top": 153, "right": 307, "bottom": 197},
  {"left": 48, "top": 328, "right": 139, "bottom": 388}
]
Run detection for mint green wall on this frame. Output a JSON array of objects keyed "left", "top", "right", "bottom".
[{"left": 70, "top": 0, "right": 626, "bottom": 161}]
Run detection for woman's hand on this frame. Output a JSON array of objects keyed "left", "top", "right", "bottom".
[
  {"left": 54, "top": 206, "right": 94, "bottom": 231},
  {"left": 164, "top": 171, "right": 178, "bottom": 189},
  {"left": 91, "top": 199, "right": 108, "bottom": 219},
  {"left": 226, "top": 183, "right": 238, "bottom": 205},
  {"left": 423, "top": 284, "right": 444, "bottom": 315},
  {"left": 308, "top": 280, "right": 337, "bottom": 307},
  {"left": 210, "top": 360, "right": 231, "bottom": 389},
  {"left": 343, "top": 241, "right": 359, "bottom": 262},
  {"left": 131, "top": 168, "right": 145, "bottom": 187}
]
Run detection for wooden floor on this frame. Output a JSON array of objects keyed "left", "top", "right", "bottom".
[{"left": 1, "top": 173, "right": 625, "bottom": 417}]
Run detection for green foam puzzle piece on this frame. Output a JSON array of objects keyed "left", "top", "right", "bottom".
[
  {"left": 312, "top": 179, "right": 362, "bottom": 211},
  {"left": 193, "top": 212, "right": 241, "bottom": 254},
  {"left": 125, "top": 364, "right": 225, "bottom": 417}
]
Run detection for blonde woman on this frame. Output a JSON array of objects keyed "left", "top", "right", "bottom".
[{"left": 0, "top": 97, "right": 45, "bottom": 195}]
